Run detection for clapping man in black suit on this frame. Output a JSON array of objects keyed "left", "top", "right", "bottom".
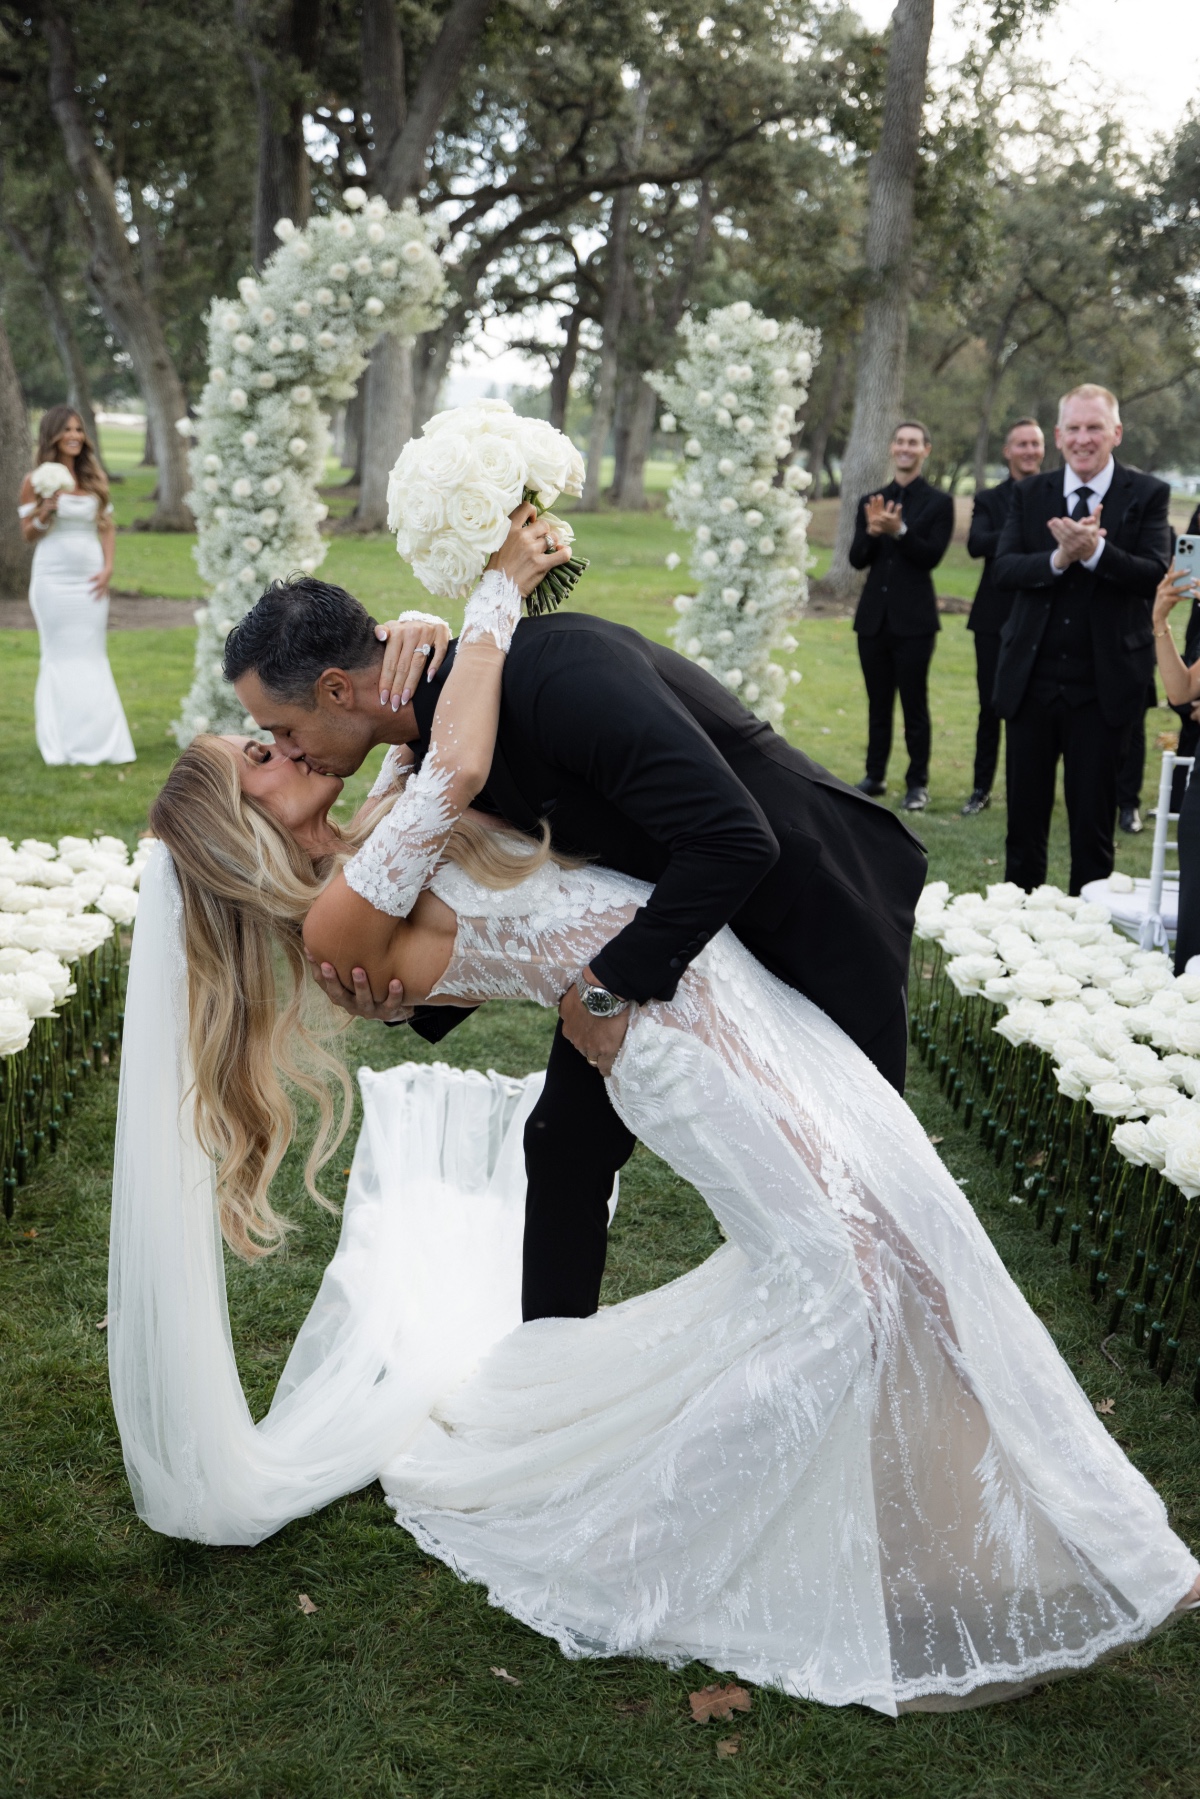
[
  {"left": 849, "top": 421, "right": 955, "bottom": 814},
  {"left": 226, "top": 551, "right": 927, "bottom": 1323},
  {"left": 961, "top": 418, "right": 1045, "bottom": 815},
  {"left": 993, "top": 383, "right": 1172, "bottom": 894}
]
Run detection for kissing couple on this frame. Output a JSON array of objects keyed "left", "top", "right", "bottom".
[{"left": 111, "top": 506, "right": 1198, "bottom": 1717}]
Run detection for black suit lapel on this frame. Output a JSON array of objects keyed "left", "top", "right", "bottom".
[{"left": 1095, "top": 463, "right": 1134, "bottom": 543}]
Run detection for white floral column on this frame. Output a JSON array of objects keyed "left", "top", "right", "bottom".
[
  {"left": 174, "top": 189, "right": 446, "bottom": 743},
  {"left": 649, "top": 301, "right": 819, "bottom": 724}
]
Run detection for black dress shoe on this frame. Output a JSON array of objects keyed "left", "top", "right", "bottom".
[
  {"left": 961, "top": 789, "right": 991, "bottom": 816},
  {"left": 900, "top": 786, "right": 929, "bottom": 813},
  {"left": 1118, "top": 806, "right": 1143, "bottom": 834},
  {"left": 855, "top": 776, "right": 887, "bottom": 797}
]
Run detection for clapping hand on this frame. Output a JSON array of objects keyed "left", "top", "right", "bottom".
[
  {"left": 1048, "top": 505, "right": 1105, "bottom": 569},
  {"left": 865, "top": 495, "right": 904, "bottom": 537}
]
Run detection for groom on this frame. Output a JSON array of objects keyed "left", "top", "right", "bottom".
[{"left": 226, "top": 561, "right": 927, "bottom": 1320}]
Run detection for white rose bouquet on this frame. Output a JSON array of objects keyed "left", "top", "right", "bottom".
[
  {"left": 387, "top": 399, "right": 588, "bottom": 614},
  {"left": 30, "top": 462, "right": 76, "bottom": 499}
]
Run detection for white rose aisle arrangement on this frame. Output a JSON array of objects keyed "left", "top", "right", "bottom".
[
  {"left": 912, "top": 879, "right": 1200, "bottom": 1396},
  {"left": 0, "top": 834, "right": 153, "bottom": 1218},
  {"left": 387, "top": 399, "right": 588, "bottom": 615},
  {"left": 648, "top": 301, "right": 819, "bottom": 723},
  {"left": 175, "top": 187, "right": 446, "bottom": 743}
]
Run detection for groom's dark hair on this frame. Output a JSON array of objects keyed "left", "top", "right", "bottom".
[{"left": 223, "top": 575, "right": 381, "bottom": 704}]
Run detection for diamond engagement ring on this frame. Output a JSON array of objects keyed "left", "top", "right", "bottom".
[{"left": 415, "top": 644, "right": 432, "bottom": 656}]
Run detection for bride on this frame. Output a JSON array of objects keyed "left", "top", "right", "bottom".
[{"left": 113, "top": 528, "right": 1199, "bottom": 1719}]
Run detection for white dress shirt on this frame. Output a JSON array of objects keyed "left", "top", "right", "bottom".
[{"left": 1052, "top": 457, "right": 1114, "bottom": 575}]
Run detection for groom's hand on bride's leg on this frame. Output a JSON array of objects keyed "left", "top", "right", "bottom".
[
  {"left": 558, "top": 978, "right": 631, "bottom": 1079},
  {"left": 305, "top": 950, "right": 414, "bottom": 1023}
]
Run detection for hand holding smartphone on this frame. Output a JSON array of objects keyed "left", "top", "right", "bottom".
[{"left": 1176, "top": 534, "right": 1200, "bottom": 595}]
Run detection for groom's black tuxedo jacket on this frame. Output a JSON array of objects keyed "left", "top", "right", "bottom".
[
  {"left": 992, "top": 462, "right": 1172, "bottom": 727},
  {"left": 405, "top": 610, "right": 927, "bottom": 1058}
]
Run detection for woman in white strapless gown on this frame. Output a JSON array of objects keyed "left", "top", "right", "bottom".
[
  {"left": 115, "top": 560, "right": 1199, "bottom": 1719},
  {"left": 17, "top": 407, "right": 135, "bottom": 766}
]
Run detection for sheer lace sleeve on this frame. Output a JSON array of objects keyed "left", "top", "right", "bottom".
[
  {"left": 343, "top": 571, "right": 521, "bottom": 917},
  {"left": 17, "top": 502, "right": 37, "bottom": 519},
  {"left": 367, "top": 746, "right": 413, "bottom": 801}
]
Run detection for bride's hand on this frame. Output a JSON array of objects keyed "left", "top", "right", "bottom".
[
  {"left": 373, "top": 613, "right": 453, "bottom": 711},
  {"left": 489, "top": 502, "right": 572, "bottom": 597}
]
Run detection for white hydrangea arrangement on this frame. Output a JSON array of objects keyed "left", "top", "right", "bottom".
[
  {"left": 648, "top": 301, "right": 819, "bottom": 724},
  {"left": 916, "top": 880, "right": 1200, "bottom": 1189},
  {"left": 0, "top": 834, "right": 152, "bottom": 1058},
  {"left": 174, "top": 188, "right": 446, "bottom": 744},
  {"left": 387, "top": 398, "right": 587, "bottom": 612}
]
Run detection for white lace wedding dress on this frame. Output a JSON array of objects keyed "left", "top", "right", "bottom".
[{"left": 112, "top": 842, "right": 1199, "bottom": 1718}]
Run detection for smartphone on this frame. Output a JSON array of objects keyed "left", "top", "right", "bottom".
[{"left": 1177, "top": 533, "right": 1200, "bottom": 592}]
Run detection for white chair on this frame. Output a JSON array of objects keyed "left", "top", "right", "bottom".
[{"left": 1080, "top": 750, "right": 1193, "bottom": 950}]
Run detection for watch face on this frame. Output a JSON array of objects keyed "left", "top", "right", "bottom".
[{"left": 584, "top": 989, "right": 618, "bottom": 1016}]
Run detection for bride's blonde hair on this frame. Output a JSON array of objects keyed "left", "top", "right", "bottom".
[{"left": 149, "top": 736, "right": 558, "bottom": 1261}]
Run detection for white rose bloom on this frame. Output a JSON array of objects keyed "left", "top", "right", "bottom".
[
  {"left": 727, "top": 537, "right": 746, "bottom": 558},
  {"left": 447, "top": 483, "right": 511, "bottom": 551},
  {"left": 402, "top": 240, "right": 426, "bottom": 265},
  {"left": 330, "top": 261, "right": 350, "bottom": 280},
  {"left": 98, "top": 886, "right": 139, "bottom": 925},
  {"left": 735, "top": 416, "right": 755, "bottom": 435},
  {"left": 422, "top": 533, "right": 487, "bottom": 598},
  {"left": 354, "top": 256, "right": 373, "bottom": 274},
  {"left": 725, "top": 668, "right": 744, "bottom": 688},
  {"left": 665, "top": 553, "right": 681, "bottom": 572},
  {"left": 291, "top": 385, "right": 313, "bottom": 404},
  {"left": 289, "top": 334, "right": 307, "bottom": 352},
  {"left": 379, "top": 258, "right": 398, "bottom": 277},
  {"left": 292, "top": 299, "right": 312, "bottom": 318},
  {"left": 701, "top": 549, "right": 719, "bottom": 568},
  {"left": 317, "top": 331, "right": 337, "bottom": 349},
  {"left": 1163, "top": 1131, "right": 1200, "bottom": 1196},
  {"left": 1055, "top": 1067, "right": 1088, "bottom": 1102},
  {"left": 1112, "top": 1121, "right": 1153, "bottom": 1165},
  {"left": 716, "top": 629, "right": 734, "bottom": 646},
  {"left": 262, "top": 475, "right": 283, "bottom": 495},
  {"left": 289, "top": 437, "right": 308, "bottom": 457},
  {"left": 418, "top": 432, "right": 476, "bottom": 493},
  {"left": 757, "top": 536, "right": 775, "bottom": 555},
  {"left": 696, "top": 526, "right": 712, "bottom": 544},
  {"left": 343, "top": 186, "right": 367, "bottom": 209},
  {"left": 758, "top": 318, "right": 779, "bottom": 341},
  {"left": 1136, "top": 1085, "right": 1185, "bottom": 1117},
  {"left": 333, "top": 219, "right": 355, "bottom": 241},
  {"left": 367, "top": 222, "right": 385, "bottom": 244},
  {"left": 473, "top": 434, "right": 525, "bottom": 500},
  {"left": 315, "top": 287, "right": 334, "bottom": 305},
  {"left": 730, "top": 301, "right": 752, "bottom": 321},
  {"left": 364, "top": 297, "right": 385, "bottom": 316},
  {"left": 240, "top": 430, "right": 259, "bottom": 449},
  {"left": 256, "top": 372, "right": 276, "bottom": 389},
  {"left": 232, "top": 478, "right": 253, "bottom": 498},
  {"left": 267, "top": 336, "right": 285, "bottom": 353},
  {"left": 715, "top": 409, "right": 733, "bottom": 428},
  {"left": 704, "top": 332, "right": 721, "bottom": 350},
  {"left": 721, "top": 587, "right": 740, "bottom": 605},
  {"left": 745, "top": 510, "right": 764, "bottom": 527},
  {"left": 0, "top": 998, "right": 32, "bottom": 1057},
  {"left": 202, "top": 453, "right": 221, "bottom": 472},
  {"left": 686, "top": 637, "right": 702, "bottom": 656},
  {"left": 671, "top": 592, "right": 691, "bottom": 610},
  {"left": 228, "top": 389, "right": 248, "bottom": 410},
  {"left": 233, "top": 332, "right": 254, "bottom": 352},
  {"left": 1088, "top": 1080, "right": 1140, "bottom": 1118},
  {"left": 718, "top": 497, "right": 738, "bottom": 515}
]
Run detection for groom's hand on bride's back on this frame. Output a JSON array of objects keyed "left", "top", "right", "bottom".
[{"left": 305, "top": 949, "right": 414, "bottom": 1024}]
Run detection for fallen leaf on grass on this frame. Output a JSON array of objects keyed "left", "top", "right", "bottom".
[
  {"left": 22, "top": 1228, "right": 38, "bottom": 1239},
  {"left": 1094, "top": 1398, "right": 1115, "bottom": 1416},
  {"left": 716, "top": 1738, "right": 740, "bottom": 1759},
  {"left": 1026, "top": 1151, "right": 1045, "bottom": 1169},
  {"left": 95, "top": 1316, "right": 108, "bottom": 1330},
  {"left": 984, "top": 857, "right": 998, "bottom": 867},
  {"left": 491, "top": 1667, "right": 522, "bottom": 1686},
  {"left": 616, "top": 1698, "right": 652, "bottom": 1717},
  {"left": 297, "top": 1593, "right": 318, "bottom": 1614},
  {"left": 927, "top": 1134, "right": 944, "bottom": 1146},
  {"left": 689, "top": 1683, "right": 752, "bottom": 1723}
]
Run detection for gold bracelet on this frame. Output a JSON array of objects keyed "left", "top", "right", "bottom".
[{"left": 1155, "top": 628, "right": 1172, "bottom": 638}]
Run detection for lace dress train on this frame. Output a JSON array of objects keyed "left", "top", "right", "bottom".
[{"left": 331, "top": 855, "right": 1197, "bottom": 1717}]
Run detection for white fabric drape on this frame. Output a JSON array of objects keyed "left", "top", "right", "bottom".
[{"left": 108, "top": 845, "right": 539, "bottom": 1545}]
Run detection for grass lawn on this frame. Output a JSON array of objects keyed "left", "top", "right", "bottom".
[{"left": 3, "top": 472, "right": 1197, "bottom": 1797}]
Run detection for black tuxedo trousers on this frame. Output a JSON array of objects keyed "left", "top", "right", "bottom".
[{"left": 405, "top": 613, "right": 927, "bottom": 1320}]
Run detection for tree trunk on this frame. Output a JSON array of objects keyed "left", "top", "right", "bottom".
[
  {"left": 0, "top": 309, "right": 32, "bottom": 598},
  {"left": 608, "top": 360, "right": 639, "bottom": 499},
  {"left": 1, "top": 213, "right": 105, "bottom": 462},
  {"left": 42, "top": 7, "right": 192, "bottom": 530},
  {"left": 235, "top": 0, "right": 321, "bottom": 271},
  {"left": 581, "top": 82, "right": 648, "bottom": 512},
  {"left": 356, "top": 332, "right": 413, "bottom": 528},
  {"left": 827, "top": 0, "right": 935, "bottom": 595},
  {"left": 548, "top": 302, "right": 585, "bottom": 433},
  {"left": 611, "top": 378, "right": 658, "bottom": 509},
  {"left": 803, "top": 347, "right": 848, "bottom": 500},
  {"left": 142, "top": 417, "right": 157, "bottom": 467},
  {"left": 353, "top": 0, "right": 495, "bottom": 529}
]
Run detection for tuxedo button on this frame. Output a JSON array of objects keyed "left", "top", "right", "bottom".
[{"left": 669, "top": 957, "right": 682, "bottom": 970}]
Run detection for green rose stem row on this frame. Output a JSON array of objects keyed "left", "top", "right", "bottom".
[
  {"left": 910, "top": 939, "right": 1200, "bottom": 1400},
  {"left": 1, "top": 934, "right": 126, "bottom": 1220}
]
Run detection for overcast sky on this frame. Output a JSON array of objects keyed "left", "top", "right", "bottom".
[
  {"left": 452, "top": 0, "right": 1200, "bottom": 395},
  {"left": 857, "top": 0, "right": 1198, "bottom": 156}
]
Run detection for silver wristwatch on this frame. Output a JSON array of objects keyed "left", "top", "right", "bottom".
[{"left": 574, "top": 973, "right": 630, "bottom": 1018}]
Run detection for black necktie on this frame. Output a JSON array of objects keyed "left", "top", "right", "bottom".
[{"left": 1072, "top": 486, "right": 1094, "bottom": 520}]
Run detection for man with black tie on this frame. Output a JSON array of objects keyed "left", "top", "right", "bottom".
[
  {"left": 961, "top": 418, "right": 1045, "bottom": 815},
  {"left": 850, "top": 421, "right": 955, "bottom": 813},
  {"left": 993, "top": 383, "right": 1172, "bottom": 894}
]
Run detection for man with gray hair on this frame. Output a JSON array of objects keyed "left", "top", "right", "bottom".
[{"left": 993, "top": 383, "right": 1172, "bottom": 893}]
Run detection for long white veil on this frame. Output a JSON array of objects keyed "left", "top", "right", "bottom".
[{"left": 108, "top": 844, "right": 538, "bottom": 1545}]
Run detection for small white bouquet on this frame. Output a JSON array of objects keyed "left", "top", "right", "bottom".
[
  {"left": 387, "top": 399, "right": 588, "bottom": 614},
  {"left": 30, "top": 462, "right": 76, "bottom": 500}
]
